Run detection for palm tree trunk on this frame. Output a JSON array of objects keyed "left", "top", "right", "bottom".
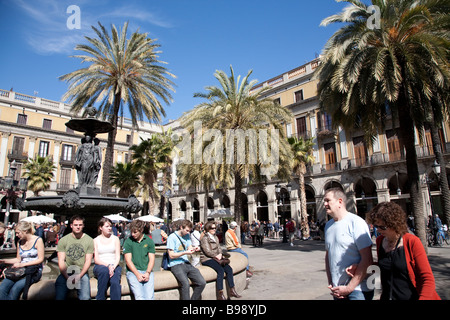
[
  {"left": 234, "top": 165, "right": 242, "bottom": 240},
  {"left": 398, "top": 99, "right": 427, "bottom": 251},
  {"left": 299, "top": 165, "right": 310, "bottom": 239},
  {"left": 427, "top": 117, "right": 450, "bottom": 229},
  {"left": 101, "top": 93, "right": 121, "bottom": 197}
]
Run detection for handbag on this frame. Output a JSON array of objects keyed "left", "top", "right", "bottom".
[
  {"left": 214, "top": 257, "right": 230, "bottom": 266},
  {"left": 161, "top": 233, "right": 188, "bottom": 270},
  {"left": 161, "top": 251, "right": 171, "bottom": 270},
  {"left": 4, "top": 267, "right": 26, "bottom": 281}
]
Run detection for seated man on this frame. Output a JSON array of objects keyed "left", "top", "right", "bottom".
[
  {"left": 225, "top": 221, "right": 253, "bottom": 278},
  {"left": 167, "top": 219, "right": 206, "bottom": 300}
]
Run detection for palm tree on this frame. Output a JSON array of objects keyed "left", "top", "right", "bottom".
[
  {"left": 181, "top": 66, "right": 293, "bottom": 235},
  {"left": 288, "top": 135, "right": 315, "bottom": 239},
  {"left": 176, "top": 138, "right": 225, "bottom": 222},
  {"left": 22, "top": 156, "right": 56, "bottom": 196},
  {"left": 315, "top": 0, "right": 449, "bottom": 248},
  {"left": 60, "top": 22, "right": 175, "bottom": 196},
  {"left": 131, "top": 132, "right": 174, "bottom": 217},
  {"left": 110, "top": 162, "right": 141, "bottom": 198}
]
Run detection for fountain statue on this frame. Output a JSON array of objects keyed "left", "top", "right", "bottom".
[{"left": 16, "top": 107, "right": 142, "bottom": 236}]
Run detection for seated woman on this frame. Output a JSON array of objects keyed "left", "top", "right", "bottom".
[
  {"left": 200, "top": 221, "right": 241, "bottom": 300},
  {"left": 93, "top": 217, "right": 122, "bottom": 300},
  {"left": 0, "top": 221, "right": 44, "bottom": 300}
]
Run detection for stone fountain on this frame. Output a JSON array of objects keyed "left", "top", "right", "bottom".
[{"left": 17, "top": 107, "right": 142, "bottom": 236}]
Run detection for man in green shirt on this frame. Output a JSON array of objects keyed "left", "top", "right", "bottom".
[
  {"left": 55, "top": 215, "right": 94, "bottom": 300},
  {"left": 123, "top": 219, "right": 156, "bottom": 300}
]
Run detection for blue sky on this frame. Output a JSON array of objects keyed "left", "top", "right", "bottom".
[{"left": 0, "top": 0, "right": 346, "bottom": 124}]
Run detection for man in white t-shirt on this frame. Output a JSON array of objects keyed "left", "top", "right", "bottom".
[{"left": 324, "top": 188, "right": 373, "bottom": 300}]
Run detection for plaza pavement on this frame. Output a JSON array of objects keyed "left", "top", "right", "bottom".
[{"left": 238, "top": 236, "right": 450, "bottom": 300}]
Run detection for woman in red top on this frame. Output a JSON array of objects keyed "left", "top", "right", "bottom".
[{"left": 368, "top": 202, "right": 440, "bottom": 300}]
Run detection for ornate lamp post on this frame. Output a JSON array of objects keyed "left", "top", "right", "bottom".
[
  {"left": 276, "top": 182, "right": 291, "bottom": 243},
  {"left": 1, "top": 160, "right": 28, "bottom": 225}
]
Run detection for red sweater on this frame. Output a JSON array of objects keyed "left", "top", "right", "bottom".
[{"left": 376, "top": 233, "right": 440, "bottom": 300}]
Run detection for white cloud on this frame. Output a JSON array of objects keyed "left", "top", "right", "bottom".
[{"left": 13, "top": 0, "right": 173, "bottom": 55}]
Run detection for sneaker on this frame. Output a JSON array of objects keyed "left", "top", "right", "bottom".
[
  {"left": 290, "top": 243, "right": 294, "bottom": 247},
  {"left": 246, "top": 270, "right": 253, "bottom": 278}
]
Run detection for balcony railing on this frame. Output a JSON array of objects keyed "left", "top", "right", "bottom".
[
  {"left": 321, "top": 162, "right": 341, "bottom": 172},
  {"left": 7, "top": 149, "right": 28, "bottom": 161}
]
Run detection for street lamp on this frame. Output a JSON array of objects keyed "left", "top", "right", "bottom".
[
  {"left": 432, "top": 160, "right": 441, "bottom": 176},
  {"left": 275, "top": 182, "right": 290, "bottom": 243},
  {"left": 396, "top": 171, "right": 402, "bottom": 196},
  {"left": 2, "top": 161, "right": 18, "bottom": 225}
]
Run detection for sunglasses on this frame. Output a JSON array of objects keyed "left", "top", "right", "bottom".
[{"left": 374, "top": 225, "right": 388, "bottom": 230}]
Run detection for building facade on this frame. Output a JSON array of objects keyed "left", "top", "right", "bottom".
[
  {"left": 168, "top": 58, "right": 450, "bottom": 226},
  {"left": 1, "top": 57, "right": 449, "bottom": 226}
]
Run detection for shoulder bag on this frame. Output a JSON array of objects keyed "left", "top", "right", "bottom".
[{"left": 4, "top": 266, "right": 26, "bottom": 281}]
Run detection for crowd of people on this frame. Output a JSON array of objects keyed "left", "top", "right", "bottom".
[
  {"left": 0, "top": 194, "right": 445, "bottom": 301},
  {"left": 0, "top": 215, "right": 252, "bottom": 301}
]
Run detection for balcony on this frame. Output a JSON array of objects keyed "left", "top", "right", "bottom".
[
  {"left": 7, "top": 149, "right": 28, "bottom": 162},
  {"left": 321, "top": 162, "right": 341, "bottom": 172},
  {"left": 59, "top": 154, "right": 76, "bottom": 167}
]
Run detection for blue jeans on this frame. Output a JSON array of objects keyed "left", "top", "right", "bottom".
[
  {"left": 126, "top": 270, "right": 154, "bottom": 300},
  {"left": 333, "top": 290, "right": 374, "bottom": 301},
  {"left": 202, "top": 259, "right": 234, "bottom": 291},
  {"left": 0, "top": 277, "right": 27, "bottom": 300},
  {"left": 170, "top": 262, "right": 206, "bottom": 300},
  {"left": 55, "top": 273, "right": 91, "bottom": 300},
  {"left": 228, "top": 248, "right": 250, "bottom": 270},
  {"left": 93, "top": 264, "right": 122, "bottom": 300}
]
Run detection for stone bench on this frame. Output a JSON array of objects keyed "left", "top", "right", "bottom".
[{"left": 26, "top": 252, "right": 248, "bottom": 300}]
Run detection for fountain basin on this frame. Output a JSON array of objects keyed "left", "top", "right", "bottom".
[{"left": 25, "top": 252, "right": 248, "bottom": 300}]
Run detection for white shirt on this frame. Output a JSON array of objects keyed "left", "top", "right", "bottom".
[{"left": 325, "top": 212, "right": 372, "bottom": 290}]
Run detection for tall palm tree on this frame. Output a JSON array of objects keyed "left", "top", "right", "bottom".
[
  {"left": 181, "top": 66, "right": 293, "bottom": 235},
  {"left": 288, "top": 135, "right": 315, "bottom": 239},
  {"left": 315, "top": 0, "right": 449, "bottom": 248},
  {"left": 110, "top": 162, "right": 141, "bottom": 198},
  {"left": 22, "top": 156, "right": 56, "bottom": 196},
  {"left": 131, "top": 132, "right": 174, "bottom": 217},
  {"left": 60, "top": 22, "right": 175, "bottom": 196}
]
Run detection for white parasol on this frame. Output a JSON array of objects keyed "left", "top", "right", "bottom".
[
  {"left": 135, "top": 215, "right": 164, "bottom": 223},
  {"left": 22, "top": 215, "right": 56, "bottom": 224},
  {"left": 103, "top": 214, "right": 130, "bottom": 223}
]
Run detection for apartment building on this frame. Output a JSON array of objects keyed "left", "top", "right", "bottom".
[
  {"left": 169, "top": 58, "right": 450, "bottom": 225},
  {"left": 1, "top": 57, "right": 449, "bottom": 225}
]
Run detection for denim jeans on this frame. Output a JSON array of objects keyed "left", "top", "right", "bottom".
[
  {"left": 55, "top": 273, "right": 91, "bottom": 300},
  {"left": 201, "top": 259, "right": 234, "bottom": 291},
  {"left": 126, "top": 270, "right": 154, "bottom": 300},
  {"left": 0, "top": 277, "right": 27, "bottom": 300},
  {"left": 333, "top": 290, "right": 373, "bottom": 301},
  {"left": 170, "top": 262, "right": 206, "bottom": 300},
  {"left": 93, "top": 264, "right": 122, "bottom": 300},
  {"left": 228, "top": 248, "right": 250, "bottom": 270}
]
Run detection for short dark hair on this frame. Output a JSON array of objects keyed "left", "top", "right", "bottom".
[
  {"left": 204, "top": 221, "right": 216, "bottom": 232},
  {"left": 129, "top": 219, "right": 146, "bottom": 233},
  {"left": 325, "top": 187, "right": 347, "bottom": 202},
  {"left": 70, "top": 215, "right": 85, "bottom": 225},
  {"left": 179, "top": 219, "right": 193, "bottom": 230}
]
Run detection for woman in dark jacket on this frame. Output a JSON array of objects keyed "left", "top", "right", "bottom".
[{"left": 200, "top": 221, "right": 241, "bottom": 300}]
